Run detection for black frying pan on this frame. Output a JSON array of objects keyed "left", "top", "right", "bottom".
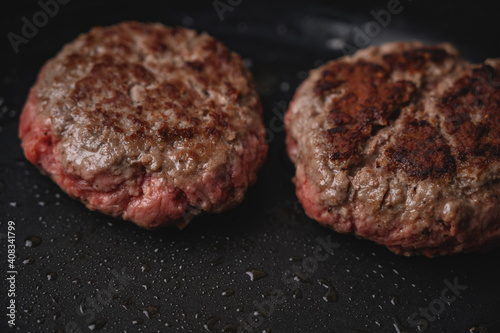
[{"left": 1, "top": 1, "right": 500, "bottom": 332}]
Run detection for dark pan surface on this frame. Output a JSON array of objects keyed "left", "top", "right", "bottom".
[{"left": 1, "top": 1, "right": 500, "bottom": 332}]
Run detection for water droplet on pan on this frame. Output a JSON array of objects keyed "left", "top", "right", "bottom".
[
  {"left": 88, "top": 318, "right": 107, "bottom": 331},
  {"left": 53, "top": 311, "right": 61, "bottom": 320},
  {"left": 294, "top": 271, "right": 312, "bottom": 284},
  {"left": 22, "top": 257, "right": 35, "bottom": 265},
  {"left": 318, "top": 279, "right": 338, "bottom": 303},
  {"left": 293, "top": 288, "right": 303, "bottom": 299},
  {"left": 222, "top": 289, "right": 234, "bottom": 297},
  {"left": 132, "top": 318, "right": 143, "bottom": 325},
  {"left": 204, "top": 316, "right": 220, "bottom": 331},
  {"left": 142, "top": 305, "right": 160, "bottom": 319},
  {"left": 140, "top": 263, "right": 150, "bottom": 272},
  {"left": 122, "top": 298, "right": 134, "bottom": 310},
  {"left": 246, "top": 269, "right": 268, "bottom": 281},
  {"left": 25, "top": 236, "right": 42, "bottom": 247}
]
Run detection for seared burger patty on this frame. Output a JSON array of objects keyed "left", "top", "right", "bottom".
[
  {"left": 285, "top": 42, "right": 500, "bottom": 256},
  {"left": 19, "top": 22, "right": 267, "bottom": 229}
]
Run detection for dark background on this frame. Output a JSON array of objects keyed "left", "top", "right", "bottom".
[{"left": 1, "top": 0, "right": 500, "bottom": 332}]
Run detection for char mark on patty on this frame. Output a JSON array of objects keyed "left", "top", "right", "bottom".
[
  {"left": 385, "top": 120, "right": 456, "bottom": 179},
  {"left": 317, "top": 61, "right": 416, "bottom": 162},
  {"left": 439, "top": 64, "right": 500, "bottom": 161},
  {"left": 382, "top": 47, "right": 450, "bottom": 72}
]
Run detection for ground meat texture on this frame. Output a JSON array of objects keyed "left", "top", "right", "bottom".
[
  {"left": 19, "top": 22, "right": 268, "bottom": 229},
  {"left": 285, "top": 41, "right": 500, "bottom": 256}
]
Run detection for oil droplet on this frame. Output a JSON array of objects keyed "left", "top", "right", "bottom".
[
  {"left": 25, "top": 236, "right": 42, "bottom": 248},
  {"left": 294, "top": 271, "right": 312, "bottom": 284},
  {"left": 390, "top": 296, "right": 400, "bottom": 306},
  {"left": 140, "top": 263, "right": 150, "bottom": 272},
  {"left": 132, "top": 318, "right": 143, "bottom": 325},
  {"left": 222, "top": 289, "right": 234, "bottom": 297},
  {"left": 88, "top": 318, "right": 107, "bottom": 331},
  {"left": 204, "top": 316, "right": 220, "bottom": 331},
  {"left": 392, "top": 317, "right": 409, "bottom": 333},
  {"left": 142, "top": 305, "right": 160, "bottom": 319},
  {"left": 22, "top": 257, "right": 35, "bottom": 265},
  {"left": 318, "top": 279, "right": 338, "bottom": 303},
  {"left": 122, "top": 298, "right": 134, "bottom": 310},
  {"left": 246, "top": 269, "right": 268, "bottom": 281},
  {"left": 73, "top": 232, "right": 82, "bottom": 243},
  {"left": 47, "top": 272, "right": 58, "bottom": 281}
]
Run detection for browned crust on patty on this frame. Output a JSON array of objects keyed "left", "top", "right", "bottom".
[
  {"left": 385, "top": 120, "right": 456, "bottom": 179},
  {"left": 439, "top": 64, "right": 500, "bottom": 161},
  {"left": 382, "top": 46, "right": 449, "bottom": 72},
  {"left": 316, "top": 61, "right": 416, "bottom": 162},
  {"left": 19, "top": 22, "right": 268, "bottom": 228},
  {"left": 285, "top": 41, "right": 500, "bottom": 256}
]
